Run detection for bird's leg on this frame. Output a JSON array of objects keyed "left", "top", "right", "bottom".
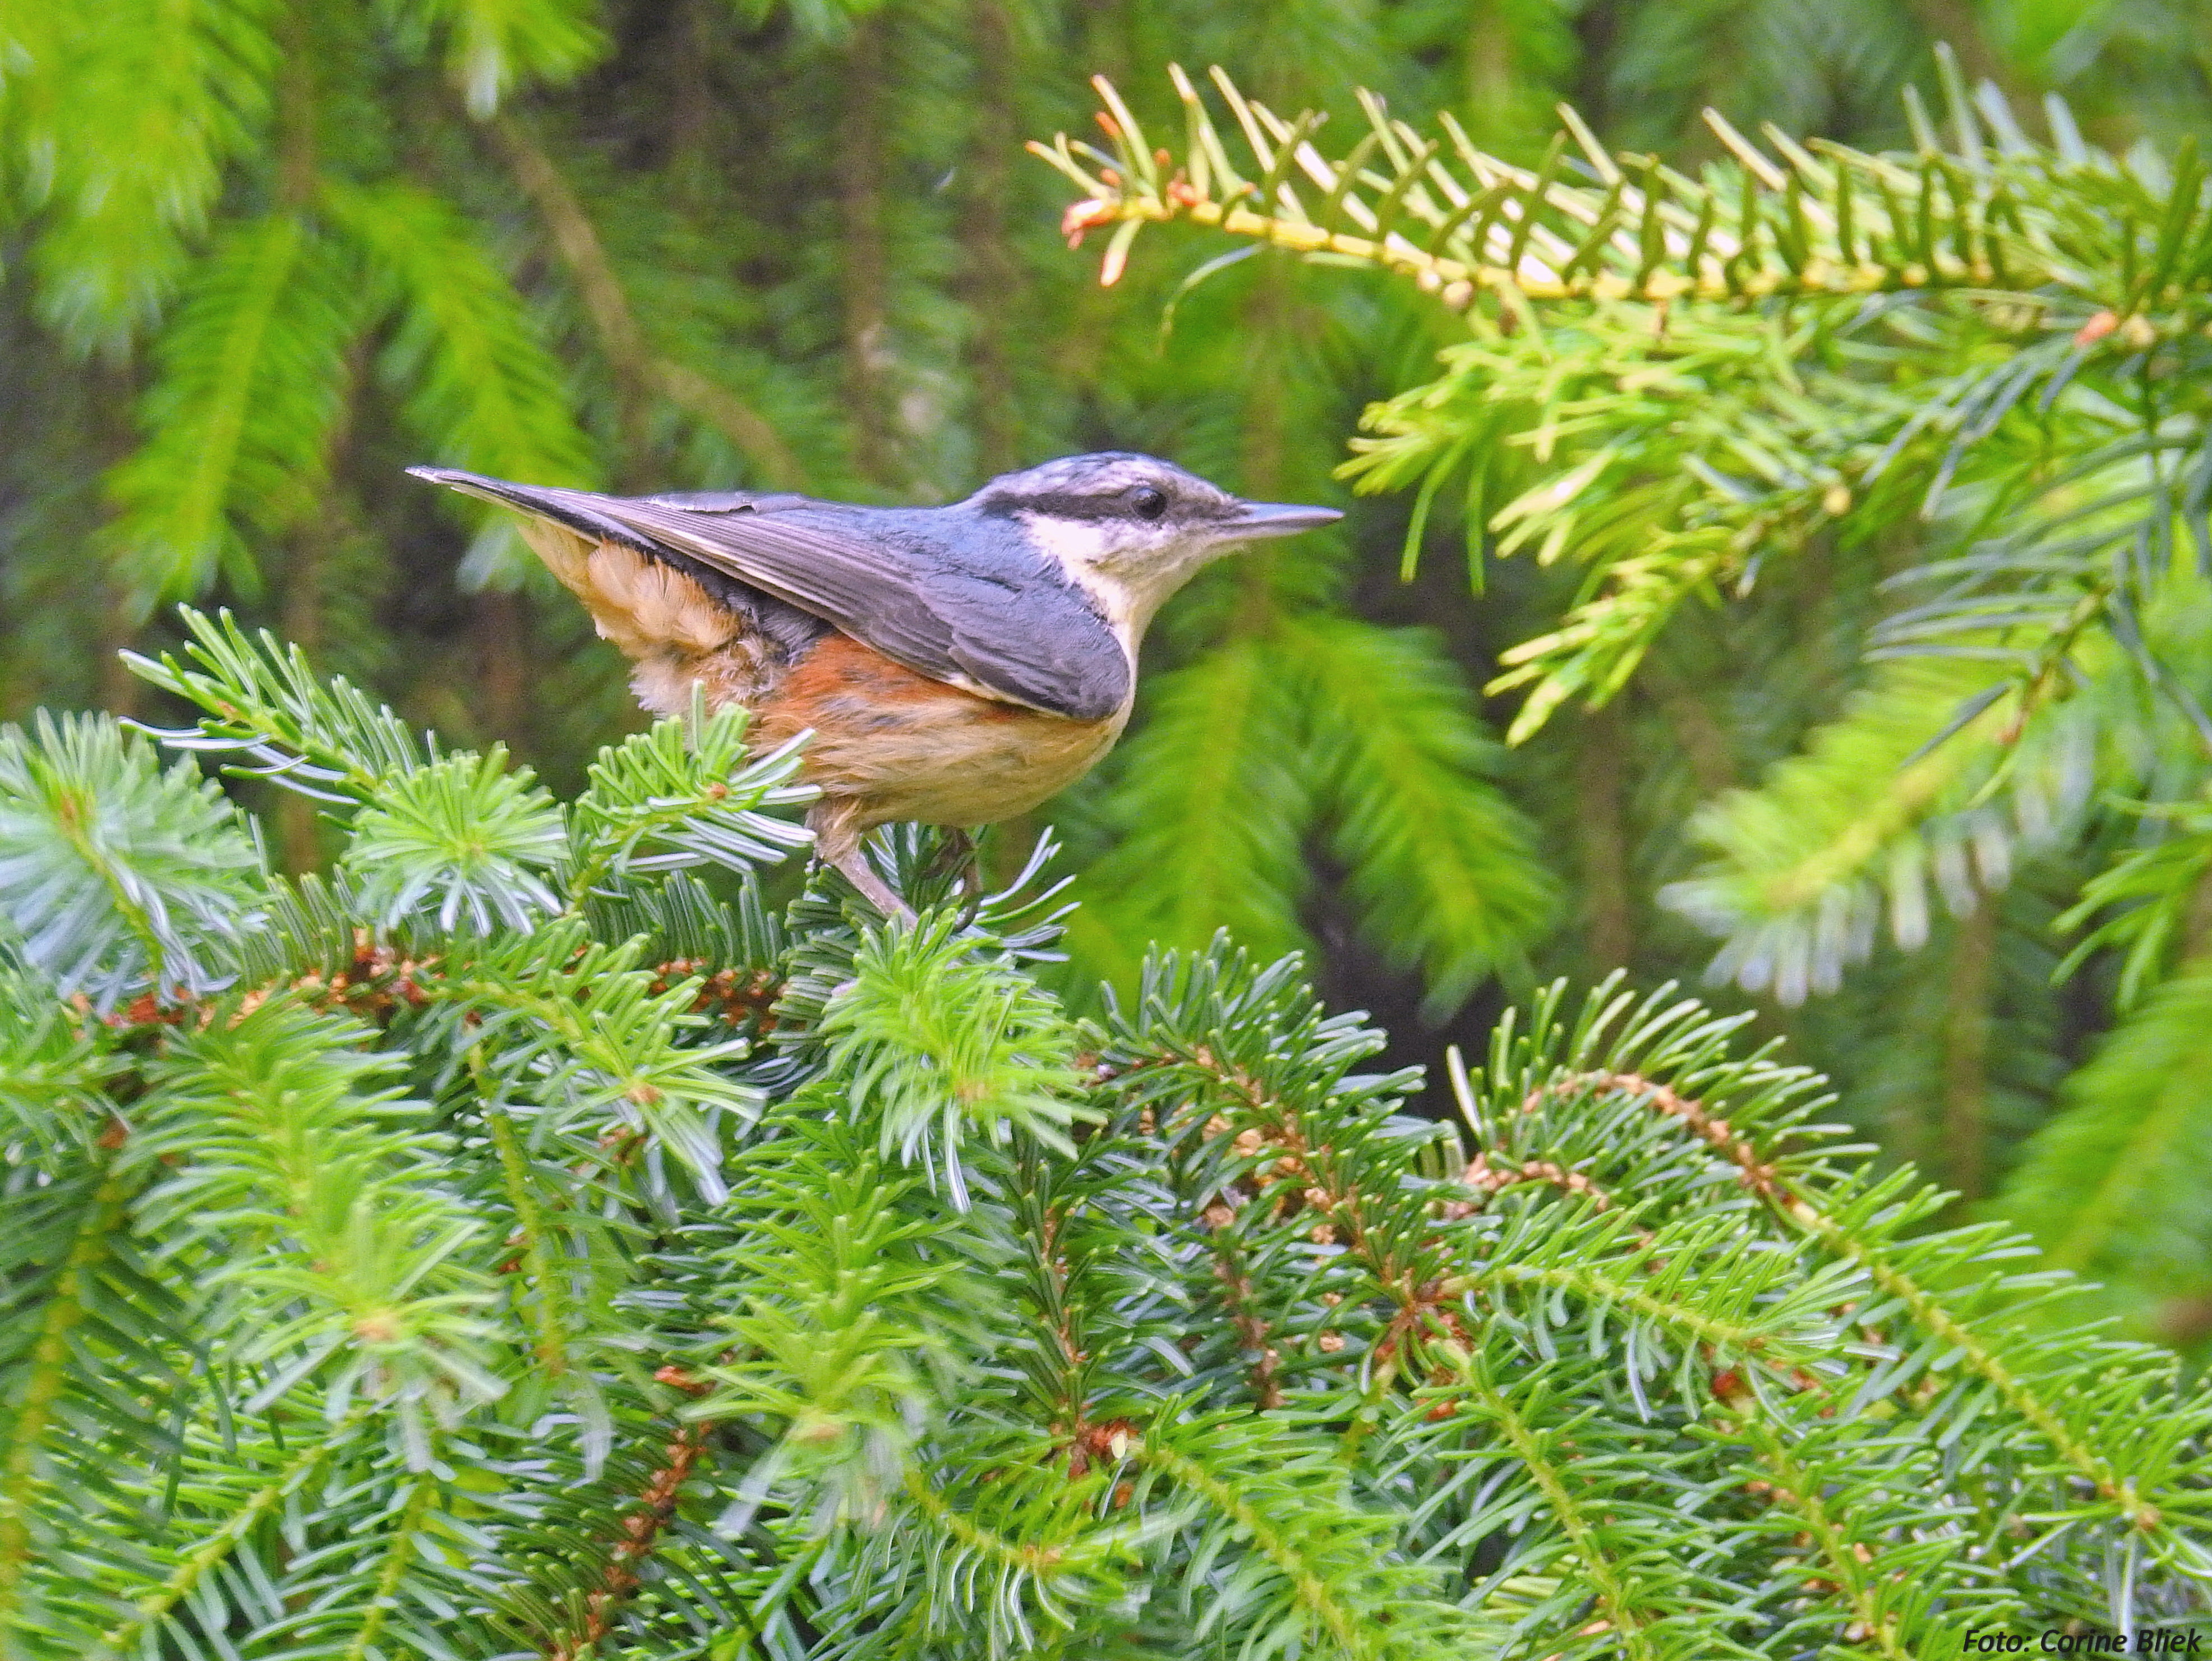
[
  {"left": 807, "top": 799, "right": 916, "bottom": 925},
  {"left": 835, "top": 850, "right": 916, "bottom": 926},
  {"left": 955, "top": 830, "right": 984, "bottom": 910}
]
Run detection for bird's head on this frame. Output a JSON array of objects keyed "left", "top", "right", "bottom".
[{"left": 967, "top": 452, "right": 1340, "bottom": 635}]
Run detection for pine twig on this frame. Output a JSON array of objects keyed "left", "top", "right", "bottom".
[
  {"left": 546, "top": 1419, "right": 712, "bottom": 1661},
  {"left": 482, "top": 113, "right": 801, "bottom": 488}
]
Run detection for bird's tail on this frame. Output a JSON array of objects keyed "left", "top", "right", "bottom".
[{"left": 405, "top": 467, "right": 658, "bottom": 554}]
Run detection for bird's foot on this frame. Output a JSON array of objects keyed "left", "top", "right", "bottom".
[
  {"left": 809, "top": 799, "right": 918, "bottom": 926},
  {"left": 922, "top": 828, "right": 985, "bottom": 919}
]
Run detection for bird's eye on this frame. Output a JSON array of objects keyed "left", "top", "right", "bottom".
[{"left": 1130, "top": 486, "right": 1168, "bottom": 521}]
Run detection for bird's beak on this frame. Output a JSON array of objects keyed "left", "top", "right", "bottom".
[{"left": 1222, "top": 500, "right": 1343, "bottom": 539}]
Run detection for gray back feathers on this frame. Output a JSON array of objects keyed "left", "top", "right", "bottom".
[{"left": 410, "top": 463, "right": 1144, "bottom": 720}]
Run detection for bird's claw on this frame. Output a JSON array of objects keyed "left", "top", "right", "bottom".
[{"left": 921, "top": 829, "right": 986, "bottom": 922}]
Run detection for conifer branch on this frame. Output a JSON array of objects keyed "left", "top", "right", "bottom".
[
  {"left": 1454, "top": 1151, "right": 1617, "bottom": 1212},
  {"left": 482, "top": 1086, "right": 575, "bottom": 1378},
  {"left": 1030, "top": 61, "right": 2212, "bottom": 1108},
  {"left": 1034, "top": 66, "right": 2209, "bottom": 314},
  {"left": 1132, "top": 1441, "right": 1376, "bottom": 1661},
  {"left": 1492, "top": 1036, "right": 2208, "bottom": 1549},
  {"left": 1450, "top": 1363, "right": 1658, "bottom": 1661},
  {"left": 1716, "top": 1397, "right": 1916, "bottom": 1660},
  {"left": 1208, "top": 1229, "right": 1285, "bottom": 1410},
  {"left": 0, "top": 710, "right": 266, "bottom": 1007},
  {"left": 1074, "top": 636, "right": 1315, "bottom": 979},
  {"left": 1996, "top": 965, "right": 2212, "bottom": 1301},
  {"left": 1782, "top": 1197, "right": 2171, "bottom": 1535},
  {"left": 344, "top": 1468, "right": 444, "bottom": 1661},
  {"left": 101, "top": 213, "right": 360, "bottom": 609},
  {"left": 96, "top": 1412, "right": 371, "bottom": 1654},
  {"left": 1524, "top": 1070, "right": 1786, "bottom": 1202},
  {"left": 1455, "top": 1255, "right": 1818, "bottom": 1361},
  {"left": 8, "top": 631, "right": 2209, "bottom": 1653},
  {"left": 432, "top": 941, "right": 755, "bottom": 1201},
  {"left": 545, "top": 1421, "right": 712, "bottom": 1660},
  {"left": 899, "top": 1469, "right": 1081, "bottom": 1582},
  {"left": 482, "top": 113, "right": 801, "bottom": 487},
  {"left": 0, "top": 1145, "right": 131, "bottom": 1629},
  {"left": 125, "top": 607, "right": 431, "bottom": 801},
  {"left": 321, "top": 174, "right": 596, "bottom": 529}
]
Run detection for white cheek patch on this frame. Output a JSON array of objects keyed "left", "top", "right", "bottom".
[{"left": 1017, "top": 513, "right": 1148, "bottom": 652}]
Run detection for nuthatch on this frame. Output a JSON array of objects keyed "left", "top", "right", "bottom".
[{"left": 410, "top": 453, "right": 1339, "bottom": 918}]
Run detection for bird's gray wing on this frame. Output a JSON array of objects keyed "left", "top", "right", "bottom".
[{"left": 408, "top": 468, "right": 1131, "bottom": 720}]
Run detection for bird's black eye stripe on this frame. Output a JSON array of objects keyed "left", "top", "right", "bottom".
[
  {"left": 981, "top": 488, "right": 1196, "bottom": 523},
  {"left": 1130, "top": 485, "right": 1168, "bottom": 520},
  {"left": 980, "top": 491, "right": 1127, "bottom": 522}
]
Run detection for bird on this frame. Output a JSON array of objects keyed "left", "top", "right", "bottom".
[{"left": 409, "top": 452, "right": 1340, "bottom": 919}]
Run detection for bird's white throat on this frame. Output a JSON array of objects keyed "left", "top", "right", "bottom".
[{"left": 1015, "top": 510, "right": 1225, "bottom": 659}]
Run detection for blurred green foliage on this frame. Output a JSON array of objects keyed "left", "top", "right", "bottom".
[
  {"left": 2, "top": 643, "right": 2208, "bottom": 1655},
  {"left": 4, "top": 1, "right": 2212, "bottom": 1338}
]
